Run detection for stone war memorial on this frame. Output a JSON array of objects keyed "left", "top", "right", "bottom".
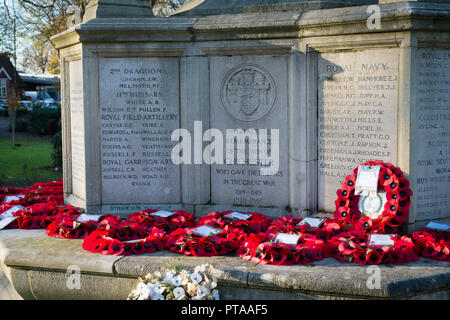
[
  {"left": 54, "top": 0, "right": 450, "bottom": 231},
  {"left": 0, "top": 0, "right": 449, "bottom": 301}
]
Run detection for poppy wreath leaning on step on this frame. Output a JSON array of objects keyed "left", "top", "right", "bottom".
[
  {"left": 266, "top": 216, "right": 343, "bottom": 241},
  {"left": 411, "top": 229, "right": 450, "bottom": 262},
  {"left": 46, "top": 212, "right": 105, "bottom": 240},
  {"left": 124, "top": 209, "right": 197, "bottom": 232},
  {"left": 4, "top": 203, "right": 78, "bottom": 230},
  {"left": 326, "top": 232, "right": 419, "bottom": 265},
  {"left": 166, "top": 226, "right": 247, "bottom": 257},
  {"left": 197, "top": 211, "right": 272, "bottom": 234},
  {"left": 237, "top": 231, "right": 325, "bottom": 266},
  {"left": 335, "top": 160, "right": 413, "bottom": 234},
  {"left": 82, "top": 226, "right": 167, "bottom": 256}
]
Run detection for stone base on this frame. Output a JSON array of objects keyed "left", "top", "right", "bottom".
[{"left": 0, "top": 230, "right": 449, "bottom": 300}]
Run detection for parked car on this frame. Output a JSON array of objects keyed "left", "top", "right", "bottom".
[{"left": 19, "top": 100, "right": 33, "bottom": 111}]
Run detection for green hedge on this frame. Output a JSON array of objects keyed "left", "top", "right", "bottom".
[{"left": 26, "top": 104, "right": 61, "bottom": 136}]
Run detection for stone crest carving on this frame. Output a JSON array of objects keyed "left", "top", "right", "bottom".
[{"left": 221, "top": 64, "right": 276, "bottom": 121}]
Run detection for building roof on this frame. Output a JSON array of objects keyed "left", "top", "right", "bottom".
[
  {"left": 19, "top": 73, "right": 60, "bottom": 86},
  {"left": 0, "top": 53, "right": 25, "bottom": 87}
]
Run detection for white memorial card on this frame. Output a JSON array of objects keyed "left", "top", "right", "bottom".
[
  {"left": 297, "top": 217, "right": 325, "bottom": 228},
  {"left": 425, "top": 221, "right": 450, "bottom": 231},
  {"left": 0, "top": 216, "right": 18, "bottom": 230},
  {"left": 274, "top": 233, "right": 301, "bottom": 246},
  {"left": 0, "top": 205, "right": 25, "bottom": 218},
  {"left": 3, "top": 195, "right": 25, "bottom": 203},
  {"left": 191, "top": 225, "right": 223, "bottom": 237},
  {"left": 76, "top": 214, "right": 101, "bottom": 223},
  {"left": 224, "top": 212, "right": 252, "bottom": 221},
  {"left": 151, "top": 211, "right": 176, "bottom": 218},
  {"left": 355, "top": 166, "right": 380, "bottom": 196},
  {"left": 123, "top": 239, "right": 147, "bottom": 244},
  {"left": 369, "top": 234, "right": 396, "bottom": 247}
]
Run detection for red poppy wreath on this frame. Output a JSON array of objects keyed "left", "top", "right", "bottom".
[
  {"left": 46, "top": 211, "right": 102, "bottom": 240},
  {"left": 237, "top": 231, "right": 325, "bottom": 266},
  {"left": 3, "top": 203, "right": 78, "bottom": 230},
  {"left": 166, "top": 225, "right": 247, "bottom": 257},
  {"left": 267, "top": 216, "right": 343, "bottom": 241},
  {"left": 125, "top": 209, "right": 197, "bottom": 232},
  {"left": 335, "top": 160, "right": 413, "bottom": 234},
  {"left": 197, "top": 210, "right": 272, "bottom": 234},
  {"left": 326, "top": 232, "right": 418, "bottom": 265},
  {"left": 82, "top": 226, "right": 167, "bottom": 256},
  {"left": 412, "top": 229, "right": 450, "bottom": 262}
]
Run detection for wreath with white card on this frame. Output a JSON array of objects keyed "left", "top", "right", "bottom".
[
  {"left": 166, "top": 225, "right": 246, "bottom": 257},
  {"left": 334, "top": 160, "right": 412, "bottom": 234},
  {"left": 125, "top": 209, "right": 197, "bottom": 232},
  {"left": 237, "top": 231, "right": 324, "bottom": 266},
  {"left": 197, "top": 210, "right": 272, "bottom": 234},
  {"left": 326, "top": 232, "right": 418, "bottom": 265},
  {"left": 82, "top": 226, "right": 167, "bottom": 256}
]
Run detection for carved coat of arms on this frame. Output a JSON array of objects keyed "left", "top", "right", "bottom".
[{"left": 221, "top": 64, "right": 276, "bottom": 121}]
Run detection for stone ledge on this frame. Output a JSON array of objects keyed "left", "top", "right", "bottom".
[{"left": 0, "top": 230, "right": 449, "bottom": 300}]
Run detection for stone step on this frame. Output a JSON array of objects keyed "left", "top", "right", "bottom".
[{"left": 0, "top": 229, "right": 448, "bottom": 300}]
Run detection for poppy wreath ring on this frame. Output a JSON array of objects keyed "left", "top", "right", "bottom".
[
  {"left": 46, "top": 211, "right": 102, "bottom": 240},
  {"left": 412, "top": 229, "right": 450, "bottom": 262},
  {"left": 266, "top": 216, "right": 343, "bottom": 241},
  {"left": 197, "top": 210, "right": 272, "bottom": 234},
  {"left": 237, "top": 232, "right": 325, "bottom": 266},
  {"left": 335, "top": 160, "right": 413, "bottom": 233},
  {"left": 326, "top": 232, "right": 419, "bottom": 265},
  {"left": 124, "top": 209, "right": 197, "bottom": 232},
  {"left": 166, "top": 226, "right": 247, "bottom": 257},
  {"left": 82, "top": 226, "right": 167, "bottom": 256}
]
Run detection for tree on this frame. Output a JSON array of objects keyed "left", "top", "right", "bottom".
[
  {"left": 14, "top": 0, "right": 191, "bottom": 73},
  {"left": 152, "top": 0, "right": 189, "bottom": 17}
]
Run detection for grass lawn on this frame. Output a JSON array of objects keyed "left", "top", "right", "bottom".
[{"left": 0, "top": 136, "right": 62, "bottom": 187}]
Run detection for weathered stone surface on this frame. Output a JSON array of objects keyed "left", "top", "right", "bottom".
[
  {"left": 317, "top": 49, "right": 399, "bottom": 212},
  {"left": 99, "top": 57, "right": 181, "bottom": 205},
  {"left": 27, "top": 269, "right": 138, "bottom": 300},
  {"left": 1, "top": 230, "right": 449, "bottom": 299},
  {"left": 210, "top": 55, "right": 289, "bottom": 209},
  {"left": 249, "top": 258, "right": 450, "bottom": 299},
  {"left": 114, "top": 251, "right": 253, "bottom": 287},
  {"left": 0, "top": 268, "right": 22, "bottom": 300},
  {"left": 172, "top": 0, "right": 377, "bottom": 16},
  {"left": 0, "top": 230, "right": 120, "bottom": 274},
  {"left": 413, "top": 48, "right": 450, "bottom": 222}
]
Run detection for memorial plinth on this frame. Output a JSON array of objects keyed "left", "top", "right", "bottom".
[
  {"left": 1, "top": 230, "right": 449, "bottom": 300},
  {"left": 52, "top": 0, "right": 450, "bottom": 232}
]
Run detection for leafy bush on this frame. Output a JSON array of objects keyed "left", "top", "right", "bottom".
[
  {"left": 27, "top": 104, "right": 61, "bottom": 135},
  {"left": 51, "top": 131, "right": 62, "bottom": 168}
]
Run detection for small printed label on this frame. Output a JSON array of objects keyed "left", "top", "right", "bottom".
[
  {"left": 151, "top": 211, "right": 175, "bottom": 218},
  {"left": 425, "top": 221, "right": 450, "bottom": 231},
  {"left": 274, "top": 233, "right": 301, "bottom": 246},
  {"left": 76, "top": 215, "right": 101, "bottom": 223},
  {"left": 0, "top": 205, "right": 25, "bottom": 218},
  {"left": 3, "top": 195, "right": 25, "bottom": 203},
  {"left": 123, "top": 239, "right": 147, "bottom": 244},
  {"left": 191, "top": 225, "right": 223, "bottom": 237},
  {"left": 224, "top": 212, "right": 252, "bottom": 221},
  {"left": 355, "top": 165, "right": 380, "bottom": 196},
  {"left": 0, "top": 216, "right": 18, "bottom": 230},
  {"left": 369, "top": 234, "right": 396, "bottom": 247},
  {"left": 297, "top": 218, "right": 325, "bottom": 228}
]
